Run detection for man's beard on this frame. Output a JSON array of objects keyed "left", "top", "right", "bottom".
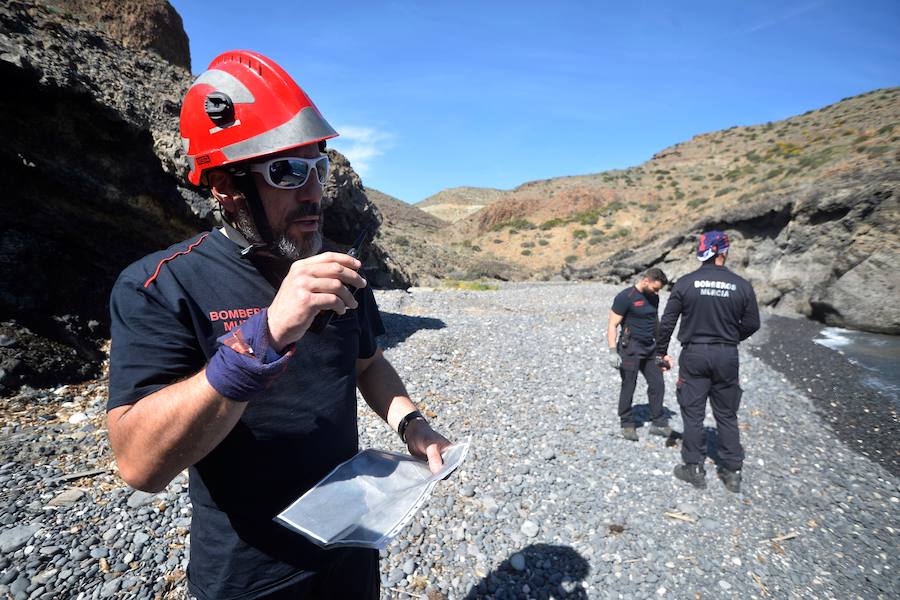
[
  {"left": 235, "top": 207, "right": 323, "bottom": 261},
  {"left": 275, "top": 229, "right": 322, "bottom": 261}
]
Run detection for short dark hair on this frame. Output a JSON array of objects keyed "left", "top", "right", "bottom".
[{"left": 643, "top": 267, "right": 668, "bottom": 285}]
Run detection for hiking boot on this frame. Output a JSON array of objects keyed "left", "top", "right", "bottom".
[
  {"left": 648, "top": 425, "right": 672, "bottom": 437},
  {"left": 622, "top": 427, "right": 638, "bottom": 442},
  {"left": 673, "top": 463, "right": 706, "bottom": 489},
  {"left": 718, "top": 466, "right": 742, "bottom": 493}
]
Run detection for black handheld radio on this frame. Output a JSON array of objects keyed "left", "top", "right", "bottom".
[{"left": 307, "top": 229, "right": 371, "bottom": 334}]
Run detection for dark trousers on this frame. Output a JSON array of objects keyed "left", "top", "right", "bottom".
[
  {"left": 254, "top": 549, "right": 380, "bottom": 599},
  {"left": 676, "top": 344, "right": 744, "bottom": 471},
  {"left": 618, "top": 338, "right": 667, "bottom": 427}
]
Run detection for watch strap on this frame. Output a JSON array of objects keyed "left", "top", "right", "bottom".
[{"left": 397, "top": 410, "right": 426, "bottom": 443}]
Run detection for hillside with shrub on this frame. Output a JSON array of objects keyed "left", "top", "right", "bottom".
[{"left": 397, "top": 89, "right": 899, "bottom": 332}]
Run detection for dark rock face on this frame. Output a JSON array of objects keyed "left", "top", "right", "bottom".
[
  {"left": 1, "top": 1, "right": 205, "bottom": 391},
  {"left": 0, "top": 0, "right": 399, "bottom": 392},
  {"left": 0, "top": 320, "right": 104, "bottom": 391},
  {"left": 40, "top": 0, "right": 191, "bottom": 70},
  {"left": 565, "top": 169, "right": 900, "bottom": 334}
]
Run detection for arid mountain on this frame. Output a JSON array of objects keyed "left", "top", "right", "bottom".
[
  {"left": 417, "top": 89, "right": 899, "bottom": 333},
  {"left": 365, "top": 188, "right": 523, "bottom": 285},
  {"left": 417, "top": 186, "right": 507, "bottom": 222}
]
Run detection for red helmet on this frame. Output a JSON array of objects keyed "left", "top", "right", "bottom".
[{"left": 179, "top": 50, "right": 338, "bottom": 185}]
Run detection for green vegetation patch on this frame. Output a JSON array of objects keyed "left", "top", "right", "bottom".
[
  {"left": 539, "top": 218, "right": 567, "bottom": 230},
  {"left": 715, "top": 187, "right": 737, "bottom": 198},
  {"left": 769, "top": 141, "right": 803, "bottom": 158},
  {"left": 573, "top": 209, "right": 601, "bottom": 225},
  {"left": 797, "top": 146, "right": 837, "bottom": 169},
  {"left": 862, "top": 145, "right": 891, "bottom": 157},
  {"left": 491, "top": 218, "right": 535, "bottom": 232},
  {"left": 442, "top": 279, "right": 499, "bottom": 291},
  {"left": 688, "top": 197, "right": 708, "bottom": 208},
  {"left": 765, "top": 166, "right": 785, "bottom": 179}
]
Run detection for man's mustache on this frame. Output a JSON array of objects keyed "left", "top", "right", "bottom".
[{"left": 286, "top": 203, "right": 322, "bottom": 221}]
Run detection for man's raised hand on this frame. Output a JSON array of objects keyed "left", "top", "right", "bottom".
[{"left": 266, "top": 252, "right": 367, "bottom": 352}]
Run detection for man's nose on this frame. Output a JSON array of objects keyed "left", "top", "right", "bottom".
[{"left": 293, "top": 175, "right": 323, "bottom": 202}]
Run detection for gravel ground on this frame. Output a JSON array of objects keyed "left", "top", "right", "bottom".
[{"left": 0, "top": 282, "right": 897, "bottom": 599}]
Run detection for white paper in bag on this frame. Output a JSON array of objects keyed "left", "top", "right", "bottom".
[{"left": 275, "top": 440, "right": 470, "bottom": 549}]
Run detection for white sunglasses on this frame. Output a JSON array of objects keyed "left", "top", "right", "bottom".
[{"left": 249, "top": 155, "right": 330, "bottom": 189}]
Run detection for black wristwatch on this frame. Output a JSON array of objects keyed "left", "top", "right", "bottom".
[{"left": 397, "top": 410, "right": 427, "bottom": 443}]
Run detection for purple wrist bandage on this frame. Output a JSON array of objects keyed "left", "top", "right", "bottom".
[{"left": 205, "top": 308, "right": 294, "bottom": 401}]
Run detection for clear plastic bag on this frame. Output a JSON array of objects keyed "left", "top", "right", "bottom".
[{"left": 275, "top": 441, "right": 470, "bottom": 549}]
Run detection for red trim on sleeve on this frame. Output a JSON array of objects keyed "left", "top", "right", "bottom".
[{"left": 143, "top": 233, "right": 210, "bottom": 288}]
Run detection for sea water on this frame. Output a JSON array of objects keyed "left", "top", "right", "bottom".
[{"left": 813, "top": 327, "right": 900, "bottom": 402}]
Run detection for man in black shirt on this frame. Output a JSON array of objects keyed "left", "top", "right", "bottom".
[
  {"left": 657, "top": 231, "right": 760, "bottom": 493},
  {"left": 106, "top": 50, "right": 452, "bottom": 600},
  {"left": 607, "top": 267, "right": 671, "bottom": 441}
]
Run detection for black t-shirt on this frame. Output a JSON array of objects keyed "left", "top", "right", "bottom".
[
  {"left": 611, "top": 286, "right": 659, "bottom": 343},
  {"left": 657, "top": 263, "right": 760, "bottom": 355},
  {"left": 108, "top": 230, "right": 385, "bottom": 600}
]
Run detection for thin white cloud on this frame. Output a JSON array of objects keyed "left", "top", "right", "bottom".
[
  {"left": 740, "top": 2, "right": 825, "bottom": 35},
  {"left": 331, "top": 125, "right": 394, "bottom": 177}
]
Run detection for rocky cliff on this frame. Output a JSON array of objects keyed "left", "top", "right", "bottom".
[
  {"left": 570, "top": 168, "right": 900, "bottom": 333},
  {"left": 0, "top": 1, "right": 403, "bottom": 392}
]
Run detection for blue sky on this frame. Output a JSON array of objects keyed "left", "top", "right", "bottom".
[{"left": 171, "top": 0, "right": 900, "bottom": 203}]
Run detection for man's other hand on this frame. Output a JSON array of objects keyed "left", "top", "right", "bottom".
[
  {"left": 405, "top": 420, "right": 452, "bottom": 475},
  {"left": 608, "top": 347, "right": 622, "bottom": 369},
  {"left": 267, "top": 252, "right": 367, "bottom": 351}
]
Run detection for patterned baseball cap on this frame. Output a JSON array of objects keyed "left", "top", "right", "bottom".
[{"left": 697, "top": 230, "right": 730, "bottom": 261}]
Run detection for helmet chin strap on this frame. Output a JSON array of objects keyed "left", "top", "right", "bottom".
[{"left": 232, "top": 173, "right": 282, "bottom": 258}]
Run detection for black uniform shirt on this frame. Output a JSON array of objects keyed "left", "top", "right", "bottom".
[
  {"left": 656, "top": 263, "right": 760, "bottom": 355},
  {"left": 108, "top": 230, "right": 385, "bottom": 600},
  {"left": 611, "top": 285, "right": 660, "bottom": 343}
]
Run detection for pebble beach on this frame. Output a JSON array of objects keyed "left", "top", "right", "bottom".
[{"left": 1, "top": 282, "right": 897, "bottom": 599}]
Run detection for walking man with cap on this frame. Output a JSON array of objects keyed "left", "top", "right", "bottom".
[
  {"left": 657, "top": 231, "right": 760, "bottom": 492},
  {"left": 106, "top": 50, "right": 452, "bottom": 599},
  {"left": 607, "top": 267, "right": 672, "bottom": 441}
]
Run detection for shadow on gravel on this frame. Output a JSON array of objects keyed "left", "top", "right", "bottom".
[
  {"left": 631, "top": 404, "right": 677, "bottom": 427},
  {"left": 378, "top": 312, "right": 446, "bottom": 350},
  {"left": 703, "top": 426, "right": 722, "bottom": 465},
  {"left": 463, "top": 543, "right": 589, "bottom": 599}
]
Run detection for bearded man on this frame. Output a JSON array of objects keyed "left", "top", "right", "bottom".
[{"left": 106, "top": 50, "right": 451, "bottom": 600}]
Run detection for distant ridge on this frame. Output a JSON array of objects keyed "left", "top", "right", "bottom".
[
  {"left": 416, "top": 186, "right": 507, "bottom": 222},
  {"left": 364, "top": 187, "right": 523, "bottom": 286}
]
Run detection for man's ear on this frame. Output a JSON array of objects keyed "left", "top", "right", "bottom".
[{"left": 208, "top": 169, "right": 243, "bottom": 214}]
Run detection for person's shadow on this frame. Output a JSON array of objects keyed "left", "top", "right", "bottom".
[
  {"left": 704, "top": 425, "right": 723, "bottom": 467},
  {"left": 378, "top": 311, "right": 445, "bottom": 350},
  {"left": 630, "top": 404, "right": 677, "bottom": 428},
  {"left": 463, "top": 543, "right": 590, "bottom": 599}
]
